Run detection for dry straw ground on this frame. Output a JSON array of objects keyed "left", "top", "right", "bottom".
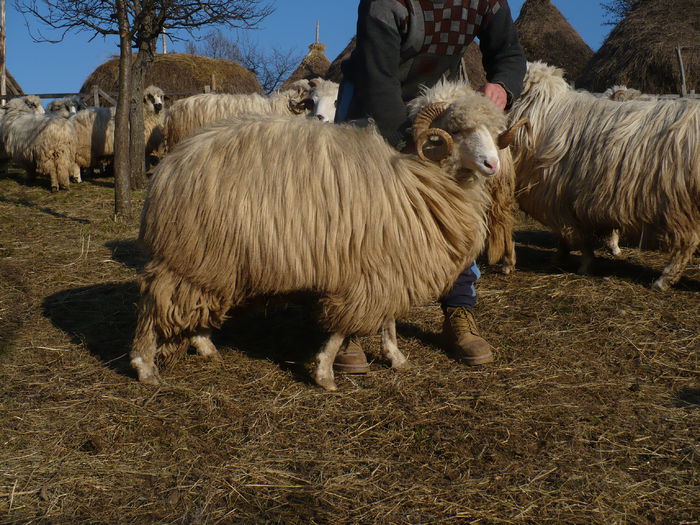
[{"left": 0, "top": 166, "right": 698, "bottom": 524}]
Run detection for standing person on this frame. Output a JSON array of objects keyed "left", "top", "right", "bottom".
[{"left": 333, "top": 0, "right": 526, "bottom": 373}]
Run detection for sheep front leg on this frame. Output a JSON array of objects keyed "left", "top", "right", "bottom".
[
  {"left": 652, "top": 239, "right": 699, "bottom": 291},
  {"left": 191, "top": 330, "right": 222, "bottom": 362},
  {"left": 314, "top": 332, "right": 345, "bottom": 391},
  {"left": 605, "top": 230, "right": 621, "bottom": 257},
  {"left": 381, "top": 319, "right": 408, "bottom": 369},
  {"left": 577, "top": 242, "right": 596, "bottom": 276}
]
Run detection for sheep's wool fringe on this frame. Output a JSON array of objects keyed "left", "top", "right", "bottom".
[
  {"left": 510, "top": 62, "right": 699, "bottom": 253},
  {"left": 164, "top": 87, "right": 307, "bottom": 149},
  {"left": 137, "top": 115, "right": 490, "bottom": 349}
]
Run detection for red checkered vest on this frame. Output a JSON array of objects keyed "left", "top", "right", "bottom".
[{"left": 395, "top": 0, "right": 504, "bottom": 98}]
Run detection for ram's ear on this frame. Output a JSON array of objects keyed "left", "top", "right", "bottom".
[{"left": 497, "top": 118, "right": 531, "bottom": 149}]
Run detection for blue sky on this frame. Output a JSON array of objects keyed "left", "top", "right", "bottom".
[{"left": 5, "top": 1, "right": 610, "bottom": 95}]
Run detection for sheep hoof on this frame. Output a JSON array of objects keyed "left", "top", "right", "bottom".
[
  {"left": 391, "top": 357, "right": 410, "bottom": 370},
  {"left": 314, "top": 374, "right": 338, "bottom": 391},
  {"left": 651, "top": 279, "right": 668, "bottom": 292},
  {"left": 501, "top": 265, "right": 514, "bottom": 275}
]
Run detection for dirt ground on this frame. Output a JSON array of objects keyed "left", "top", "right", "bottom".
[{"left": 1, "top": 168, "right": 698, "bottom": 524}]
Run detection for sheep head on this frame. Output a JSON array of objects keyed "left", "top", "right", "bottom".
[
  {"left": 143, "top": 86, "right": 165, "bottom": 115},
  {"left": 413, "top": 94, "right": 529, "bottom": 178},
  {"left": 306, "top": 78, "right": 339, "bottom": 123}
]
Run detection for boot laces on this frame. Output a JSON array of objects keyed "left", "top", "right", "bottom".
[{"left": 449, "top": 307, "right": 479, "bottom": 336}]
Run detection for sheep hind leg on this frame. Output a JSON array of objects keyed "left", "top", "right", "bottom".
[
  {"left": 381, "top": 319, "right": 408, "bottom": 369},
  {"left": 191, "top": 330, "right": 222, "bottom": 362},
  {"left": 652, "top": 239, "right": 699, "bottom": 292},
  {"left": 130, "top": 315, "right": 161, "bottom": 385},
  {"left": 314, "top": 332, "right": 346, "bottom": 391}
]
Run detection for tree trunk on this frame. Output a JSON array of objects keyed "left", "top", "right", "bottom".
[
  {"left": 129, "top": 51, "right": 147, "bottom": 190},
  {"left": 114, "top": 0, "right": 132, "bottom": 218},
  {"left": 129, "top": 35, "right": 157, "bottom": 190}
]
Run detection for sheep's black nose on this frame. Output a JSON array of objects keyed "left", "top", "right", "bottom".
[
  {"left": 154, "top": 103, "right": 163, "bottom": 112},
  {"left": 316, "top": 114, "right": 324, "bottom": 121}
]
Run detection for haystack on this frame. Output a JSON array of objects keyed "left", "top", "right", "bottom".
[
  {"left": 325, "top": 37, "right": 355, "bottom": 83},
  {"left": 577, "top": 0, "right": 699, "bottom": 94},
  {"left": 515, "top": 0, "right": 593, "bottom": 81},
  {"left": 81, "top": 53, "right": 262, "bottom": 99},
  {"left": 4, "top": 70, "right": 24, "bottom": 96},
  {"left": 281, "top": 42, "right": 330, "bottom": 90},
  {"left": 325, "top": 38, "right": 486, "bottom": 90}
]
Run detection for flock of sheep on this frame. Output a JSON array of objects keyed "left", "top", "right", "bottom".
[{"left": 1, "top": 62, "right": 697, "bottom": 389}]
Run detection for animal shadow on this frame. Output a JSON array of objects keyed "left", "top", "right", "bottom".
[
  {"left": 674, "top": 387, "right": 700, "bottom": 409},
  {"left": 514, "top": 230, "right": 700, "bottom": 291},
  {"left": 42, "top": 282, "right": 140, "bottom": 376},
  {"left": 105, "top": 239, "right": 148, "bottom": 272}
]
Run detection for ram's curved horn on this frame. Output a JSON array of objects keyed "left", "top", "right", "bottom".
[
  {"left": 497, "top": 118, "right": 531, "bottom": 149},
  {"left": 412, "top": 102, "right": 453, "bottom": 162}
]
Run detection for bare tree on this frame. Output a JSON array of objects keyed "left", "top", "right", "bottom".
[
  {"left": 190, "top": 29, "right": 300, "bottom": 94},
  {"left": 600, "top": 0, "right": 644, "bottom": 25},
  {"left": 15, "top": 0, "right": 273, "bottom": 215}
]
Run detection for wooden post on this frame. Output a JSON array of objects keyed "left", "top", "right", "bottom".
[
  {"left": 1, "top": 0, "right": 6, "bottom": 106},
  {"left": 676, "top": 46, "right": 687, "bottom": 97},
  {"left": 210, "top": 73, "right": 216, "bottom": 92},
  {"left": 92, "top": 84, "right": 100, "bottom": 106},
  {"left": 162, "top": 30, "right": 167, "bottom": 54}
]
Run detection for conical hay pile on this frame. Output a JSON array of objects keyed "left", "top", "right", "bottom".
[
  {"left": 281, "top": 43, "right": 331, "bottom": 90},
  {"left": 515, "top": 0, "right": 593, "bottom": 81},
  {"left": 577, "top": 0, "right": 699, "bottom": 94},
  {"left": 81, "top": 53, "right": 263, "bottom": 99},
  {"left": 5, "top": 70, "right": 24, "bottom": 96}
]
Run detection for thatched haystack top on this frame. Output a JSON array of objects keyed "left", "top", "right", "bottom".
[
  {"left": 577, "top": 0, "right": 699, "bottom": 94},
  {"left": 325, "top": 38, "right": 486, "bottom": 90},
  {"left": 4, "top": 70, "right": 24, "bottom": 96},
  {"left": 515, "top": 0, "right": 593, "bottom": 81},
  {"left": 281, "top": 42, "right": 330, "bottom": 90},
  {"left": 81, "top": 53, "right": 262, "bottom": 98}
]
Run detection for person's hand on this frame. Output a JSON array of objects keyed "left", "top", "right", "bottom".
[{"left": 480, "top": 82, "right": 508, "bottom": 110}]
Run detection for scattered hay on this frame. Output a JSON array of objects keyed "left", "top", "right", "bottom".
[{"left": 0, "top": 168, "right": 698, "bottom": 522}]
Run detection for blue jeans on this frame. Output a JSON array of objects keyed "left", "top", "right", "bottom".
[{"left": 335, "top": 81, "right": 479, "bottom": 310}]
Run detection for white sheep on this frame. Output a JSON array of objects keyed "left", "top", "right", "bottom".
[
  {"left": 305, "top": 78, "right": 339, "bottom": 123},
  {"left": 131, "top": 91, "right": 527, "bottom": 390},
  {"left": 509, "top": 62, "right": 699, "bottom": 291},
  {"left": 162, "top": 79, "right": 337, "bottom": 150},
  {"left": 0, "top": 96, "right": 78, "bottom": 191}
]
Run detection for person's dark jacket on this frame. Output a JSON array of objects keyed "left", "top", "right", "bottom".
[{"left": 340, "top": 0, "right": 526, "bottom": 148}]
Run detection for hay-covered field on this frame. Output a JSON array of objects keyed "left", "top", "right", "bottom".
[{"left": 1, "top": 167, "right": 698, "bottom": 524}]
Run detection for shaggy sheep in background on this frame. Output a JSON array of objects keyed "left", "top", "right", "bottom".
[
  {"left": 71, "top": 85, "right": 165, "bottom": 173},
  {"left": 131, "top": 92, "right": 527, "bottom": 390},
  {"left": 46, "top": 96, "right": 87, "bottom": 119},
  {"left": 603, "top": 85, "right": 658, "bottom": 102},
  {"left": 509, "top": 61, "right": 699, "bottom": 291},
  {"left": 1, "top": 95, "right": 45, "bottom": 160},
  {"left": 162, "top": 79, "right": 337, "bottom": 150},
  {"left": 1, "top": 96, "right": 77, "bottom": 191}
]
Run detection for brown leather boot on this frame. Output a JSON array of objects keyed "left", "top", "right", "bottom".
[
  {"left": 442, "top": 306, "right": 495, "bottom": 365},
  {"left": 332, "top": 338, "right": 370, "bottom": 374}
]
